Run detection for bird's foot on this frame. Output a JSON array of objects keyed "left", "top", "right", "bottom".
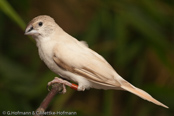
[{"left": 47, "top": 77, "right": 78, "bottom": 93}]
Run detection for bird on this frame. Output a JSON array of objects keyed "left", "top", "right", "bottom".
[{"left": 25, "top": 15, "right": 168, "bottom": 108}]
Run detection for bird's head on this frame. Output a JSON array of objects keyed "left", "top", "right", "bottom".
[{"left": 25, "top": 15, "right": 56, "bottom": 39}]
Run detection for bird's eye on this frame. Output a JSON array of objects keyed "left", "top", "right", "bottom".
[{"left": 38, "top": 22, "right": 43, "bottom": 26}]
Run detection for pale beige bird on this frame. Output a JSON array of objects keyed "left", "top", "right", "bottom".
[{"left": 25, "top": 15, "right": 168, "bottom": 108}]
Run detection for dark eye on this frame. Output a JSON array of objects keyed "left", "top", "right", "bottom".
[{"left": 38, "top": 22, "right": 43, "bottom": 26}]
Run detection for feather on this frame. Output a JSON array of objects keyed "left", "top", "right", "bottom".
[{"left": 120, "top": 79, "right": 168, "bottom": 108}]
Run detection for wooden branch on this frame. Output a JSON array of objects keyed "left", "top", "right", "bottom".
[{"left": 34, "top": 83, "right": 64, "bottom": 116}]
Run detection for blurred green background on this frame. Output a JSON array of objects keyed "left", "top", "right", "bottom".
[{"left": 0, "top": 0, "right": 174, "bottom": 116}]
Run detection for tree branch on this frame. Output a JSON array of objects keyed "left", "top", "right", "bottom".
[{"left": 34, "top": 83, "right": 64, "bottom": 116}]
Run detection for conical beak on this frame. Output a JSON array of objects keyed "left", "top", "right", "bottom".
[{"left": 25, "top": 25, "right": 38, "bottom": 35}]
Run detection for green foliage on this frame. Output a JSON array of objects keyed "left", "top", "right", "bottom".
[
  {"left": 0, "top": 0, "right": 173, "bottom": 116},
  {"left": 0, "top": 0, "right": 25, "bottom": 30}
]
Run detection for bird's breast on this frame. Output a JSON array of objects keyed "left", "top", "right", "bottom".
[
  {"left": 37, "top": 41, "right": 57, "bottom": 71},
  {"left": 37, "top": 41, "right": 70, "bottom": 79}
]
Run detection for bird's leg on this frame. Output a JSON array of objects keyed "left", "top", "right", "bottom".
[{"left": 47, "top": 77, "right": 78, "bottom": 93}]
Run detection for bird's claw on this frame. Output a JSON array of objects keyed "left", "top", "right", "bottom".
[
  {"left": 58, "top": 84, "right": 66, "bottom": 94},
  {"left": 47, "top": 77, "right": 68, "bottom": 94}
]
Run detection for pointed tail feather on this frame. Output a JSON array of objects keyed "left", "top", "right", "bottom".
[{"left": 120, "top": 80, "right": 168, "bottom": 108}]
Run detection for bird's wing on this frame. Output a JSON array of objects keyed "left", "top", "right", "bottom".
[{"left": 52, "top": 41, "right": 121, "bottom": 87}]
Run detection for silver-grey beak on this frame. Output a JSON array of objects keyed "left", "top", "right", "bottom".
[
  {"left": 25, "top": 25, "right": 38, "bottom": 35},
  {"left": 25, "top": 25, "right": 33, "bottom": 35}
]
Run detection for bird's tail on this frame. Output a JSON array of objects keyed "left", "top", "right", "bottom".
[{"left": 119, "top": 79, "right": 168, "bottom": 108}]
